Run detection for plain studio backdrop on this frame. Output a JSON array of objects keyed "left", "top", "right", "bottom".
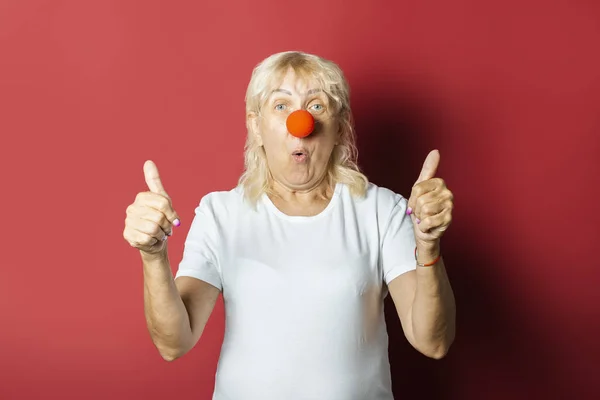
[{"left": 1, "top": 1, "right": 598, "bottom": 399}]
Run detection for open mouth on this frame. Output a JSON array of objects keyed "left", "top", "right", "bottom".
[{"left": 291, "top": 149, "right": 308, "bottom": 162}]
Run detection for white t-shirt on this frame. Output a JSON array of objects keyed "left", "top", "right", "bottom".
[{"left": 175, "top": 182, "right": 416, "bottom": 400}]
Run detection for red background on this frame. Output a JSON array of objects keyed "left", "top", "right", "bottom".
[{"left": 1, "top": 1, "right": 599, "bottom": 399}]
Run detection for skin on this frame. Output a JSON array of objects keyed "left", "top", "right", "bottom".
[
  {"left": 248, "top": 68, "right": 341, "bottom": 216},
  {"left": 123, "top": 68, "right": 455, "bottom": 362},
  {"left": 389, "top": 150, "right": 456, "bottom": 359},
  {"left": 248, "top": 68, "right": 456, "bottom": 358}
]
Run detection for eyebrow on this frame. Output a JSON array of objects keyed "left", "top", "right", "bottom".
[
  {"left": 272, "top": 89, "right": 292, "bottom": 95},
  {"left": 271, "top": 88, "right": 323, "bottom": 96}
]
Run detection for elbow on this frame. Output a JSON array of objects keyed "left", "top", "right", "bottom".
[
  {"left": 156, "top": 342, "right": 187, "bottom": 362},
  {"left": 425, "top": 344, "right": 451, "bottom": 360},
  {"left": 160, "top": 351, "right": 181, "bottom": 362},
  {"left": 417, "top": 340, "right": 452, "bottom": 359},
  {"left": 160, "top": 353, "right": 179, "bottom": 362},
  {"left": 416, "top": 331, "right": 455, "bottom": 360},
  {"left": 152, "top": 332, "right": 193, "bottom": 362},
  {"left": 435, "top": 335, "right": 456, "bottom": 359}
]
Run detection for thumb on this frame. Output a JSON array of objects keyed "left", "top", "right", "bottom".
[
  {"left": 415, "top": 149, "right": 441, "bottom": 185},
  {"left": 143, "top": 160, "right": 169, "bottom": 197}
]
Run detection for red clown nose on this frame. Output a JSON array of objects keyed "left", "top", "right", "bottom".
[{"left": 286, "top": 110, "right": 315, "bottom": 138}]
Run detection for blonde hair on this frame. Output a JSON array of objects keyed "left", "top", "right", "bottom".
[{"left": 238, "top": 51, "right": 369, "bottom": 205}]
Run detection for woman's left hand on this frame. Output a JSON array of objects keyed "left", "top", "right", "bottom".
[{"left": 406, "top": 150, "right": 454, "bottom": 247}]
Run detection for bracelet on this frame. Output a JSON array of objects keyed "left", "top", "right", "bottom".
[{"left": 414, "top": 246, "right": 441, "bottom": 267}]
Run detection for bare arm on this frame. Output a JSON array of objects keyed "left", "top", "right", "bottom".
[
  {"left": 388, "top": 243, "right": 456, "bottom": 359},
  {"left": 142, "top": 251, "right": 220, "bottom": 361},
  {"left": 123, "top": 160, "right": 221, "bottom": 361}
]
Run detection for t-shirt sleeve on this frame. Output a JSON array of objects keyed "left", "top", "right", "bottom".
[
  {"left": 174, "top": 196, "right": 223, "bottom": 291},
  {"left": 381, "top": 194, "right": 417, "bottom": 284}
]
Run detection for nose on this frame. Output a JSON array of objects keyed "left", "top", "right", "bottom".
[{"left": 286, "top": 110, "right": 315, "bottom": 138}]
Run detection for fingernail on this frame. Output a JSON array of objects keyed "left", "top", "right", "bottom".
[
  {"left": 173, "top": 219, "right": 180, "bottom": 227},
  {"left": 167, "top": 231, "right": 172, "bottom": 236},
  {"left": 162, "top": 236, "right": 168, "bottom": 241},
  {"left": 406, "top": 207, "right": 413, "bottom": 215},
  {"left": 416, "top": 218, "right": 421, "bottom": 224}
]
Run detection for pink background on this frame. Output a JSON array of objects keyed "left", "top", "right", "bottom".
[{"left": 1, "top": 1, "right": 599, "bottom": 399}]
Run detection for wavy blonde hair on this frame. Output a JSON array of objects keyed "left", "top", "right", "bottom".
[{"left": 238, "top": 51, "right": 369, "bottom": 205}]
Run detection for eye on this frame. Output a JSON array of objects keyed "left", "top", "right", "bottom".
[
  {"left": 275, "top": 103, "right": 287, "bottom": 111},
  {"left": 309, "top": 103, "right": 325, "bottom": 113}
]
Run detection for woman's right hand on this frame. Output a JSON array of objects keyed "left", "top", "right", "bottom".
[{"left": 123, "top": 160, "right": 181, "bottom": 256}]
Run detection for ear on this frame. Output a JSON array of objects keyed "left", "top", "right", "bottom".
[{"left": 247, "top": 112, "right": 263, "bottom": 146}]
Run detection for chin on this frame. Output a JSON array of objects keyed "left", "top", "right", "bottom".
[
  {"left": 281, "top": 175, "right": 315, "bottom": 189},
  {"left": 286, "top": 180, "right": 313, "bottom": 189}
]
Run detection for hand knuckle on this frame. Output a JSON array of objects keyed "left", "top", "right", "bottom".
[
  {"left": 421, "top": 204, "right": 432, "bottom": 215},
  {"left": 138, "top": 233, "right": 151, "bottom": 245},
  {"left": 150, "top": 222, "right": 162, "bottom": 236},
  {"left": 124, "top": 216, "right": 135, "bottom": 229},
  {"left": 159, "top": 196, "right": 170, "bottom": 211},
  {"left": 159, "top": 214, "right": 170, "bottom": 227},
  {"left": 144, "top": 209, "right": 158, "bottom": 223}
]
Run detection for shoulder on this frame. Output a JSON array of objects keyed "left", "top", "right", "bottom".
[
  {"left": 339, "top": 182, "right": 410, "bottom": 233},
  {"left": 198, "top": 185, "right": 242, "bottom": 206},
  {"left": 194, "top": 185, "right": 250, "bottom": 223},
  {"left": 345, "top": 182, "right": 408, "bottom": 213}
]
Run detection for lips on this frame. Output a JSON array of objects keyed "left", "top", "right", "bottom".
[
  {"left": 291, "top": 147, "right": 309, "bottom": 163},
  {"left": 291, "top": 147, "right": 308, "bottom": 157}
]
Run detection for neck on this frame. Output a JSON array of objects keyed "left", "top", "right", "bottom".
[
  {"left": 268, "top": 177, "right": 335, "bottom": 216},
  {"left": 272, "top": 177, "right": 333, "bottom": 203}
]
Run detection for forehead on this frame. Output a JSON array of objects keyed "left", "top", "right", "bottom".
[{"left": 267, "top": 66, "right": 325, "bottom": 96}]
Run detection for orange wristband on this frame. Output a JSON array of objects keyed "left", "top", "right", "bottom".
[{"left": 414, "top": 246, "right": 441, "bottom": 267}]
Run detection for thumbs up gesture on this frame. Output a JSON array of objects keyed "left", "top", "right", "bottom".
[
  {"left": 406, "top": 150, "right": 454, "bottom": 247},
  {"left": 123, "top": 160, "right": 181, "bottom": 255}
]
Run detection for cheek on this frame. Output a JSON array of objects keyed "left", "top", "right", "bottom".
[
  {"left": 260, "top": 119, "right": 286, "bottom": 144},
  {"left": 260, "top": 123, "right": 290, "bottom": 162},
  {"left": 314, "top": 120, "right": 339, "bottom": 146}
]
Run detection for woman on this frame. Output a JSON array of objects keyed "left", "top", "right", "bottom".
[{"left": 123, "top": 51, "right": 456, "bottom": 400}]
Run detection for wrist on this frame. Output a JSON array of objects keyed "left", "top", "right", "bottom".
[
  {"left": 417, "top": 240, "right": 440, "bottom": 256},
  {"left": 415, "top": 241, "right": 441, "bottom": 266},
  {"left": 140, "top": 249, "right": 168, "bottom": 265}
]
